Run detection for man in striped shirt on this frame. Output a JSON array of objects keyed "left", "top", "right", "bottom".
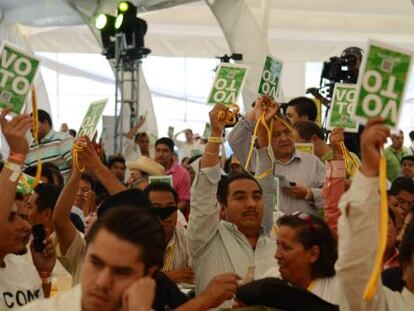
[{"left": 25, "top": 110, "right": 73, "bottom": 180}]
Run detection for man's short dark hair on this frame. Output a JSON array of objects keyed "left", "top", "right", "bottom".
[
  {"left": 409, "top": 130, "right": 414, "bottom": 142},
  {"left": 81, "top": 172, "right": 95, "bottom": 191},
  {"left": 144, "top": 182, "right": 179, "bottom": 205},
  {"left": 293, "top": 120, "right": 324, "bottom": 141},
  {"left": 69, "top": 129, "right": 77, "bottom": 137},
  {"left": 42, "top": 162, "right": 64, "bottom": 189},
  {"left": 401, "top": 156, "right": 414, "bottom": 165},
  {"left": 33, "top": 183, "right": 61, "bottom": 213},
  {"left": 399, "top": 219, "right": 414, "bottom": 266},
  {"left": 134, "top": 132, "right": 148, "bottom": 143},
  {"left": 107, "top": 155, "right": 126, "bottom": 169},
  {"left": 277, "top": 214, "right": 337, "bottom": 279},
  {"left": 37, "top": 109, "right": 53, "bottom": 127},
  {"left": 97, "top": 188, "right": 152, "bottom": 217},
  {"left": 23, "top": 166, "right": 55, "bottom": 185},
  {"left": 389, "top": 177, "right": 414, "bottom": 196},
  {"left": 287, "top": 97, "right": 317, "bottom": 121},
  {"left": 155, "top": 137, "right": 175, "bottom": 153},
  {"left": 217, "top": 173, "right": 262, "bottom": 206},
  {"left": 86, "top": 206, "right": 166, "bottom": 270}
]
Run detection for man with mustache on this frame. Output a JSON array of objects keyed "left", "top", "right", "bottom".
[
  {"left": 0, "top": 109, "right": 56, "bottom": 310},
  {"left": 187, "top": 104, "right": 276, "bottom": 309}
]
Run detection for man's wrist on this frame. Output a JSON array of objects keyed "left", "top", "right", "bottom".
[{"left": 360, "top": 165, "right": 379, "bottom": 177}]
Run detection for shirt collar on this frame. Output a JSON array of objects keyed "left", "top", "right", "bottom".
[
  {"left": 165, "top": 160, "right": 178, "bottom": 174},
  {"left": 40, "top": 129, "right": 56, "bottom": 143}
]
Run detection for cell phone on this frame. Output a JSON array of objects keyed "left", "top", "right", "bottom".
[
  {"left": 289, "top": 181, "right": 296, "bottom": 186},
  {"left": 32, "top": 224, "right": 46, "bottom": 252}
]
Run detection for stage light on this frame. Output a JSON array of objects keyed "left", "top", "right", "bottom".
[
  {"left": 118, "top": 1, "right": 129, "bottom": 12},
  {"left": 94, "top": 13, "right": 116, "bottom": 59},
  {"left": 115, "top": 14, "right": 124, "bottom": 29}
]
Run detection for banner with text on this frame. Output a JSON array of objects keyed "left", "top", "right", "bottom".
[
  {"left": 78, "top": 99, "right": 108, "bottom": 139},
  {"left": 258, "top": 55, "right": 283, "bottom": 100}
]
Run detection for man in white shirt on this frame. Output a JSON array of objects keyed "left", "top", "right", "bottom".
[
  {"left": 0, "top": 109, "right": 55, "bottom": 310},
  {"left": 174, "top": 129, "right": 203, "bottom": 161},
  {"left": 145, "top": 182, "right": 193, "bottom": 284},
  {"left": 336, "top": 117, "right": 414, "bottom": 310},
  {"left": 188, "top": 104, "right": 276, "bottom": 308}
]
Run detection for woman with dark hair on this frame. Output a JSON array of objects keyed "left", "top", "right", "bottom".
[{"left": 265, "top": 212, "right": 339, "bottom": 305}]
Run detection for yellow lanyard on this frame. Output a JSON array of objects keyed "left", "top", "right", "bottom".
[
  {"left": 162, "top": 242, "right": 176, "bottom": 271},
  {"left": 245, "top": 112, "right": 275, "bottom": 179},
  {"left": 72, "top": 144, "right": 85, "bottom": 172},
  {"left": 307, "top": 279, "right": 317, "bottom": 291},
  {"left": 339, "top": 141, "right": 359, "bottom": 177},
  {"left": 363, "top": 150, "right": 388, "bottom": 301},
  {"left": 31, "top": 86, "right": 42, "bottom": 188}
]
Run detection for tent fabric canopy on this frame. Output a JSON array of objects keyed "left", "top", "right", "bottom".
[{"left": 1, "top": 0, "right": 413, "bottom": 62}]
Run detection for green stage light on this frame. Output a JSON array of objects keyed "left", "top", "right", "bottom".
[
  {"left": 95, "top": 13, "right": 108, "bottom": 30},
  {"left": 118, "top": 1, "right": 129, "bottom": 12},
  {"left": 115, "top": 14, "right": 124, "bottom": 29}
]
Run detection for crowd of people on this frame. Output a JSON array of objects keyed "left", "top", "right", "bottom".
[{"left": 0, "top": 93, "right": 414, "bottom": 311}]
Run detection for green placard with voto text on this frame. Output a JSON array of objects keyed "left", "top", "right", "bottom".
[
  {"left": 0, "top": 42, "right": 41, "bottom": 114},
  {"left": 167, "top": 126, "right": 174, "bottom": 138},
  {"left": 149, "top": 175, "right": 173, "bottom": 187},
  {"left": 78, "top": 99, "right": 108, "bottom": 139},
  {"left": 207, "top": 63, "right": 248, "bottom": 105},
  {"left": 17, "top": 173, "right": 38, "bottom": 195},
  {"left": 258, "top": 55, "right": 283, "bottom": 100},
  {"left": 327, "top": 83, "right": 359, "bottom": 133},
  {"left": 352, "top": 41, "right": 412, "bottom": 128},
  {"left": 295, "top": 143, "right": 314, "bottom": 155}
]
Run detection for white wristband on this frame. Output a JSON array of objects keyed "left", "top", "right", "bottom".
[{"left": 5, "top": 161, "right": 22, "bottom": 182}]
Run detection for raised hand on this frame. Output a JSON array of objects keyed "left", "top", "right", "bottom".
[
  {"left": 360, "top": 117, "right": 390, "bottom": 177},
  {"left": 122, "top": 277, "right": 155, "bottom": 311},
  {"left": 0, "top": 108, "right": 32, "bottom": 156},
  {"left": 329, "top": 127, "right": 345, "bottom": 160}
]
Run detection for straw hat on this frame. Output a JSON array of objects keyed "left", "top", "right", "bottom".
[{"left": 126, "top": 156, "right": 165, "bottom": 176}]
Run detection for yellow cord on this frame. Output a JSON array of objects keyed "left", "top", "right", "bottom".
[
  {"left": 217, "top": 104, "right": 239, "bottom": 125},
  {"left": 31, "top": 86, "right": 42, "bottom": 188},
  {"left": 339, "top": 141, "right": 359, "bottom": 177},
  {"left": 244, "top": 112, "right": 274, "bottom": 179},
  {"left": 363, "top": 150, "right": 388, "bottom": 301},
  {"left": 72, "top": 144, "right": 85, "bottom": 173}
]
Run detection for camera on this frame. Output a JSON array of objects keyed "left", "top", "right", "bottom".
[{"left": 319, "top": 47, "right": 363, "bottom": 101}]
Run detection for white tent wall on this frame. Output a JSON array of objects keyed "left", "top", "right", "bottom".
[{"left": 1, "top": 0, "right": 414, "bottom": 148}]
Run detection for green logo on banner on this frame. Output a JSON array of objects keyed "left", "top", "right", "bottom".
[
  {"left": 327, "top": 83, "right": 359, "bottom": 133},
  {"left": 207, "top": 64, "right": 248, "bottom": 105},
  {"left": 203, "top": 122, "right": 211, "bottom": 139},
  {"left": 0, "top": 42, "right": 40, "bottom": 114},
  {"left": 258, "top": 55, "right": 283, "bottom": 100},
  {"left": 78, "top": 99, "right": 108, "bottom": 139},
  {"left": 353, "top": 41, "right": 412, "bottom": 128}
]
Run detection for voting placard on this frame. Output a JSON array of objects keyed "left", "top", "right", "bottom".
[
  {"left": 149, "top": 175, "right": 173, "bottom": 186},
  {"left": 0, "top": 42, "right": 41, "bottom": 114},
  {"left": 78, "top": 99, "right": 108, "bottom": 139},
  {"left": 295, "top": 143, "right": 314, "bottom": 155},
  {"left": 207, "top": 63, "right": 248, "bottom": 105},
  {"left": 258, "top": 55, "right": 283, "bottom": 100},
  {"left": 352, "top": 41, "right": 412, "bottom": 128},
  {"left": 327, "top": 83, "right": 359, "bottom": 133}
]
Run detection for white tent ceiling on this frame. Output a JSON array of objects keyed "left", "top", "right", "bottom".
[{"left": 1, "top": 0, "right": 413, "bottom": 62}]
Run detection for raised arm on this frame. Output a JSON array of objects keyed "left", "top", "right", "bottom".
[
  {"left": 187, "top": 105, "right": 226, "bottom": 257},
  {"left": 336, "top": 118, "right": 391, "bottom": 311},
  {"left": 0, "top": 109, "right": 31, "bottom": 226},
  {"left": 52, "top": 165, "right": 81, "bottom": 255},
  {"left": 78, "top": 137, "right": 126, "bottom": 195},
  {"left": 126, "top": 116, "right": 146, "bottom": 140}
]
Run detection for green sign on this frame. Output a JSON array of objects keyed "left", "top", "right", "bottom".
[
  {"left": 202, "top": 122, "right": 211, "bottom": 139},
  {"left": 295, "top": 143, "right": 314, "bottom": 155},
  {"left": 78, "top": 99, "right": 108, "bottom": 139},
  {"left": 0, "top": 42, "right": 40, "bottom": 114},
  {"left": 258, "top": 55, "right": 283, "bottom": 100},
  {"left": 327, "top": 83, "right": 359, "bottom": 133},
  {"left": 149, "top": 175, "right": 173, "bottom": 186},
  {"left": 167, "top": 126, "right": 174, "bottom": 138},
  {"left": 207, "top": 63, "right": 248, "bottom": 105},
  {"left": 16, "top": 173, "right": 38, "bottom": 195},
  {"left": 353, "top": 41, "right": 412, "bottom": 128}
]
